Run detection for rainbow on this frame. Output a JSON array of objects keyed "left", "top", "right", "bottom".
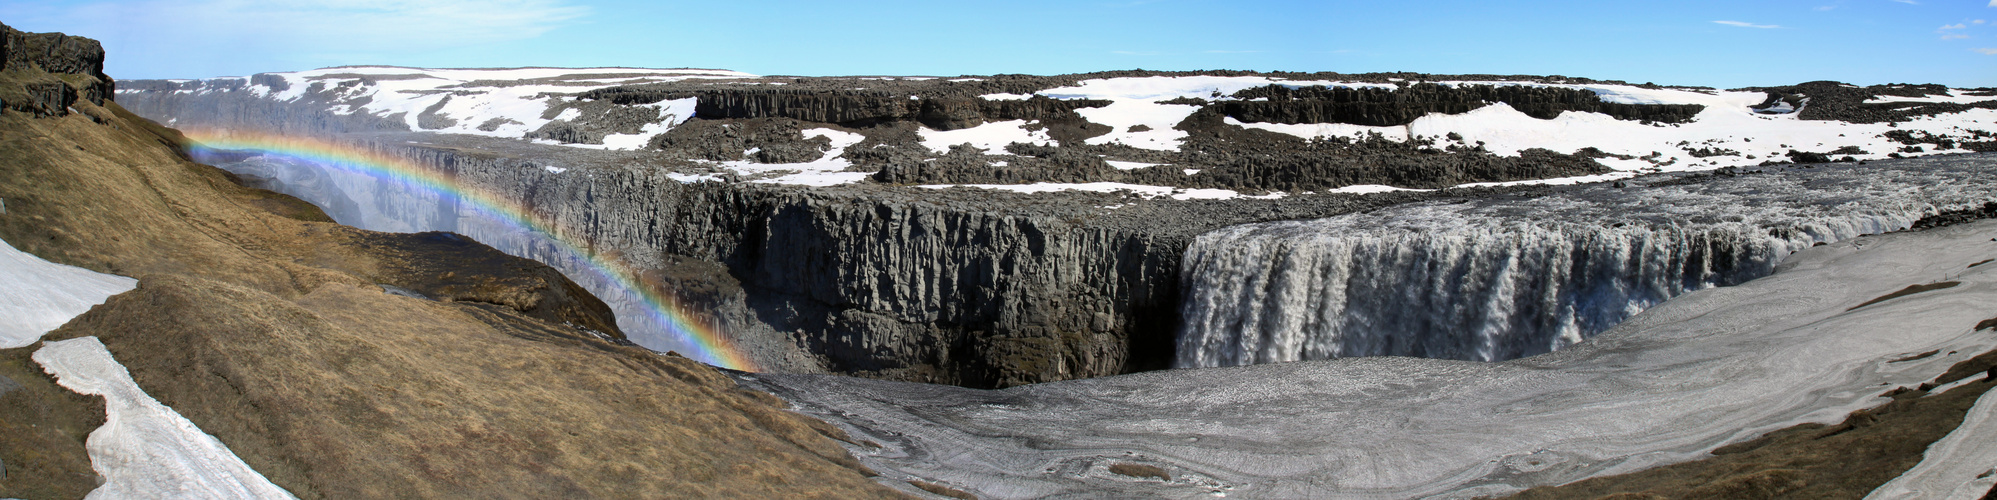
[{"left": 179, "top": 128, "right": 759, "bottom": 372}]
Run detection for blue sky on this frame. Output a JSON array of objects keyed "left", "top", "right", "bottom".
[{"left": 2, "top": 0, "right": 1995, "bottom": 88}]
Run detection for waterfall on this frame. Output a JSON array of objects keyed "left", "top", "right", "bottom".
[{"left": 1176, "top": 163, "right": 1993, "bottom": 368}]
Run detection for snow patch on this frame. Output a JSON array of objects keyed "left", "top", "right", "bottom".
[
  {"left": 1105, "top": 160, "right": 1165, "bottom": 170},
  {"left": 1864, "top": 90, "right": 1997, "bottom": 105},
  {"left": 918, "top": 120, "right": 1054, "bottom": 153},
  {"left": 34, "top": 337, "right": 297, "bottom": 499},
  {"left": 920, "top": 182, "right": 1286, "bottom": 201},
  {"left": 706, "top": 127, "right": 873, "bottom": 186},
  {"left": 0, "top": 238, "right": 137, "bottom": 348}
]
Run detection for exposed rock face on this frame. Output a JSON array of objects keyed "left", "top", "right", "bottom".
[
  {"left": 1219, "top": 83, "right": 1706, "bottom": 126},
  {"left": 651, "top": 117, "right": 833, "bottom": 163},
  {"left": 271, "top": 134, "right": 1452, "bottom": 387},
  {"left": 1747, "top": 80, "right": 1997, "bottom": 123},
  {"left": 0, "top": 22, "right": 110, "bottom": 105},
  {"left": 677, "top": 89, "right": 1113, "bottom": 139}
]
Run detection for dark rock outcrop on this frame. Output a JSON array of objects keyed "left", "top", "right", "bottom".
[
  {"left": 0, "top": 22, "right": 111, "bottom": 105},
  {"left": 1747, "top": 80, "right": 1997, "bottom": 124},
  {"left": 1219, "top": 83, "right": 1706, "bottom": 126},
  {"left": 650, "top": 117, "right": 832, "bottom": 163}
]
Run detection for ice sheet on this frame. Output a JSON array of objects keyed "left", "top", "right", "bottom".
[
  {"left": 34, "top": 337, "right": 297, "bottom": 499},
  {"left": 0, "top": 238, "right": 137, "bottom": 348}
]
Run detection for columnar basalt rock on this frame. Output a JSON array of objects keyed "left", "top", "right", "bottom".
[{"left": 0, "top": 22, "right": 111, "bottom": 105}]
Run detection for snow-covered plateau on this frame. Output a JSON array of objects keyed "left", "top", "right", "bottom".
[{"left": 120, "top": 69, "right": 1997, "bottom": 199}]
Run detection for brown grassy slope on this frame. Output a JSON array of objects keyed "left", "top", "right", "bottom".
[
  {"left": 1507, "top": 344, "right": 1997, "bottom": 500},
  {"left": 0, "top": 80, "right": 902, "bottom": 497}
]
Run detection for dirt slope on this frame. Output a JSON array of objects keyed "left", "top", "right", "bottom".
[{"left": 0, "top": 29, "right": 902, "bottom": 499}]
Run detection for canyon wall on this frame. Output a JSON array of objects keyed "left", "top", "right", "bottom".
[{"left": 208, "top": 138, "right": 1419, "bottom": 386}]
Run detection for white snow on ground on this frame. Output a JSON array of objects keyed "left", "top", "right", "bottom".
[
  {"left": 0, "top": 238, "right": 137, "bottom": 348},
  {"left": 920, "top": 182, "right": 1287, "bottom": 201},
  {"left": 128, "top": 67, "right": 755, "bottom": 150},
  {"left": 1075, "top": 100, "right": 1200, "bottom": 151},
  {"left": 1327, "top": 184, "right": 1426, "bottom": 194},
  {"left": 597, "top": 97, "right": 699, "bottom": 150},
  {"left": 1014, "top": 76, "right": 1396, "bottom": 153},
  {"left": 1104, "top": 160, "right": 1164, "bottom": 170},
  {"left": 918, "top": 120, "right": 1054, "bottom": 153},
  {"left": 752, "top": 219, "right": 1997, "bottom": 499},
  {"left": 1866, "top": 385, "right": 1997, "bottom": 500},
  {"left": 1865, "top": 90, "right": 1997, "bottom": 105},
  {"left": 34, "top": 337, "right": 297, "bottom": 500},
  {"left": 1221, "top": 82, "right": 1997, "bottom": 174},
  {"left": 706, "top": 128, "right": 873, "bottom": 186}
]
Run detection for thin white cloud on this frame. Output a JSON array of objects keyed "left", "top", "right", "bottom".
[
  {"left": 1941, "top": 22, "right": 1972, "bottom": 39},
  {"left": 1976, "top": 48, "right": 1997, "bottom": 54},
  {"left": 1713, "top": 20, "right": 1781, "bottom": 29},
  {"left": 1891, "top": 0, "right": 1919, "bottom": 4}
]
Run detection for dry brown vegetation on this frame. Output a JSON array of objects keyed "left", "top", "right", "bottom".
[{"left": 0, "top": 71, "right": 903, "bottom": 498}]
